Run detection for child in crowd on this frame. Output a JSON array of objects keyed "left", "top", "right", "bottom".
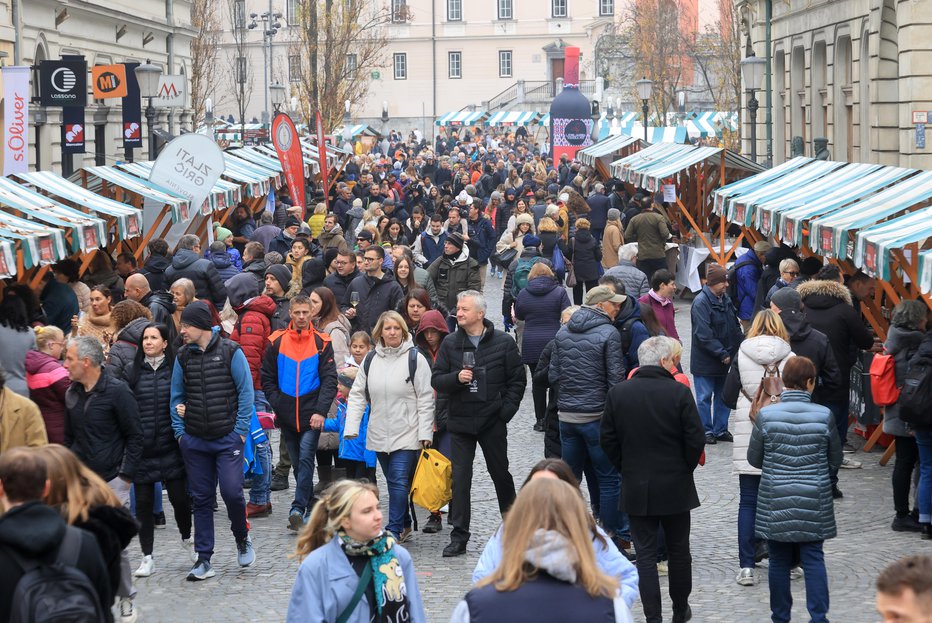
[
  {"left": 347, "top": 331, "right": 371, "bottom": 368},
  {"left": 323, "top": 366, "right": 376, "bottom": 483}
]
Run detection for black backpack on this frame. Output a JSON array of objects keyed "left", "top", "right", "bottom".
[
  {"left": 900, "top": 355, "right": 932, "bottom": 428},
  {"left": 362, "top": 348, "right": 419, "bottom": 404},
  {"left": 726, "top": 263, "right": 740, "bottom": 308},
  {"left": 9, "top": 527, "right": 106, "bottom": 623}
]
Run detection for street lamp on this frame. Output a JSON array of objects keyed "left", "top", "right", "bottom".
[
  {"left": 290, "top": 96, "right": 298, "bottom": 121},
  {"left": 590, "top": 99, "right": 601, "bottom": 141},
  {"left": 248, "top": 10, "right": 283, "bottom": 128},
  {"left": 134, "top": 60, "right": 163, "bottom": 161},
  {"left": 204, "top": 97, "right": 215, "bottom": 140},
  {"left": 381, "top": 101, "right": 389, "bottom": 124},
  {"left": 636, "top": 77, "right": 653, "bottom": 143},
  {"left": 342, "top": 100, "right": 353, "bottom": 145},
  {"left": 740, "top": 54, "right": 766, "bottom": 162},
  {"left": 678, "top": 90, "right": 687, "bottom": 127},
  {"left": 270, "top": 82, "right": 286, "bottom": 113}
]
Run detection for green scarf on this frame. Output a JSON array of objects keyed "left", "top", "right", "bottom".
[{"left": 338, "top": 529, "right": 409, "bottom": 623}]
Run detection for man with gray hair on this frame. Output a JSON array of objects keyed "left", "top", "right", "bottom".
[
  {"left": 763, "top": 258, "right": 800, "bottom": 309},
  {"left": 164, "top": 234, "right": 228, "bottom": 309},
  {"left": 601, "top": 335, "right": 705, "bottom": 623},
  {"left": 587, "top": 181, "right": 611, "bottom": 241},
  {"left": 432, "top": 290, "right": 526, "bottom": 557},
  {"left": 605, "top": 243, "right": 650, "bottom": 299}
]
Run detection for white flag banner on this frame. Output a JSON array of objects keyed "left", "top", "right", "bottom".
[
  {"left": 149, "top": 133, "right": 224, "bottom": 217},
  {"left": 3, "top": 66, "right": 30, "bottom": 175}
]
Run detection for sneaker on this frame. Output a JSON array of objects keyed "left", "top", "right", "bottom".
[
  {"left": 705, "top": 433, "right": 717, "bottom": 445},
  {"left": 423, "top": 513, "right": 443, "bottom": 534},
  {"left": 186, "top": 559, "right": 215, "bottom": 581},
  {"left": 843, "top": 442, "right": 857, "bottom": 453},
  {"left": 398, "top": 527, "right": 413, "bottom": 543},
  {"left": 119, "top": 598, "right": 138, "bottom": 623},
  {"left": 892, "top": 514, "right": 923, "bottom": 532},
  {"left": 270, "top": 473, "right": 290, "bottom": 491},
  {"left": 736, "top": 567, "right": 757, "bottom": 586},
  {"left": 533, "top": 421, "right": 544, "bottom": 432},
  {"left": 153, "top": 511, "right": 166, "bottom": 529},
  {"left": 182, "top": 537, "right": 198, "bottom": 563},
  {"left": 657, "top": 561, "right": 668, "bottom": 576},
  {"left": 133, "top": 555, "right": 155, "bottom": 577},
  {"left": 443, "top": 540, "right": 467, "bottom": 557},
  {"left": 832, "top": 485, "right": 844, "bottom": 499},
  {"left": 921, "top": 524, "right": 932, "bottom": 540},
  {"left": 236, "top": 536, "right": 256, "bottom": 567},
  {"left": 288, "top": 509, "right": 305, "bottom": 532},
  {"left": 716, "top": 431, "right": 734, "bottom": 442},
  {"left": 672, "top": 605, "right": 693, "bottom": 623},
  {"left": 790, "top": 566, "right": 803, "bottom": 581},
  {"left": 246, "top": 502, "right": 272, "bottom": 518},
  {"left": 839, "top": 457, "right": 862, "bottom": 469}
]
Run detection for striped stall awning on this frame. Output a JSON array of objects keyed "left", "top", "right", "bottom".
[
  {"left": 853, "top": 207, "right": 932, "bottom": 281},
  {"left": 81, "top": 166, "right": 191, "bottom": 224},
  {"left": 538, "top": 113, "right": 550, "bottom": 127},
  {"left": 254, "top": 144, "right": 320, "bottom": 176},
  {"left": 713, "top": 157, "right": 813, "bottom": 219},
  {"left": 116, "top": 161, "right": 243, "bottom": 214},
  {"left": 610, "top": 142, "right": 763, "bottom": 192},
  {"left": 0, "top": 199, "right": 69, "bottom": 268},
  {"left": 332, "top": 124, "right": 380, "bottom": 138},
  {"left": 626, "top": 125, "right": 689, "bottom": 144},
  {"left": 12, "top": 171, "right": 143, "bottom": 241},
  {"left": 485, "top": 111, "right": 540, "bottom": 127},
  {"left": 233, "top": 146, "right": 311, "bottom": 179},
  {"left": 220, "top": 154, "right": 281, "bottom": 196},
  {"left": 577, "top": 134, "right": 642, "bottom": 167},
  {"left": 435, "top": 110, "right": 489, "bottom": 127}
]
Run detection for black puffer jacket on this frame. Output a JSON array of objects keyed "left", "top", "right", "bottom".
[
  {"left": 567, "top": 230, "right": 602, "bottom": 282},
  {"left": 242, "top": 258, "right": 269, "bottom": 287},
  {"left": 549, "top": 306, "right": 625, "bottom": 414},
  {"left": 346, "top": 271, "right": 405, "bottom": 334},
  {"left": 124, "top": 356, "right": 186, "bottom": 484},
  {"left": 164, "top": 248, "right": 228, "bottom": 309},
  {"left": 324, "top": 268, "right": 359, "bottom": 309},
  {"left": 141, "top": 254, "right": 171, "bottom": 291},
  {"left": 105, "top": 317, "right": 149, "bottom": 379},
  {"left": 140, "top": 289, "right": 177, "bottom": 345},
  {"left": 779, "top": 310, "right": 843, "bottom": 403},
  {"left": 431, "top": 319, "right": 526, "bottom": 435}
]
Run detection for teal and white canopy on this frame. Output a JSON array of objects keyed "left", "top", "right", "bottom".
[
  {"left": 538, "top": 113, "right": 550, "bottom": 127},
  {"left": 625, "top": 125, "right": 689, "bottom": 144},
  {"left": 220, "top": 153, "right": 281, "bottom": 196},
  {"left": 254, "top": 144, "right": 318, "bottom": 176},
  {"left": 686, "top": 111, "right": 738, "bottom": 138},
  {"left": 435, "top": 111, "right": 489, "bottom": 127},
  {"left": 333, "top": 124, "right": 380, "bottom": 138},
  {"left": 853, "top": 207, "right": 932, "bottom": 281},
  {"left": 117, "top": 161, "right": 243, "bottom": 214},
  {"left": 81, "top": 166, "right": 191, "bottom": 224},
  {"left": 577, "top": 134, "right": 642, "bottom": 167},
  {"left": 610, "top": 142, "right": 762, "bottom": 193},
  {"left": 0, "top": 202, "right": 69, "bottom": 267},
  {"left": 485, "top": 111, "right": 540, "bottom": 127}
]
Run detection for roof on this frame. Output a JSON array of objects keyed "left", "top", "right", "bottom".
[
  {"left": 853, "top": 207, "right": 932, "bottom": 281},
  {"left": 219, "top": 153, "right": 280, "bottom": 196},
  {"left": 577, "top": 134, "right": 642, "bottom": 167},
  {"left": 624, "top": 125, "right": 689, "bottom": 144},
  {"left": 609, "top": 142, "right": 763, "bottom": 192},
  {"left": 435, "top": 110, "right": 489, "bottom": 127},
  {"left": 80, "top": 166, "right": 191, "bottom": 223},
  {"left": 116, "top": 161, "right": 243, "bottom": 214},
  {"left": 0, "top": 204, "right": 69, "bottom": 268},
  {"left": 485, "top": 111, "right": 540, "bottom": 126},
  {"left": 333, "top": 124, "right": 380, "bottom": 138}
]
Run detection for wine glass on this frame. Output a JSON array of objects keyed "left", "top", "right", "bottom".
[
  {"left": 462, "top": 352, "right": 475, "bottom": 371},
  {"left": 350, "top": 292, "right": 360, "bottom": 308}
]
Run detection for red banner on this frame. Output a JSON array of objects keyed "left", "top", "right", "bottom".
[
  {"left": 315, "top": 111, "right": 330, "bottom": 211},
  {"left": 271, "top": 113, "right": 307, "bottom": 219}
]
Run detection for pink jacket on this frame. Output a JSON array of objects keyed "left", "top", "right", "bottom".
[{"left": 639, "top": 291, "right": 679, "bottom": 341}]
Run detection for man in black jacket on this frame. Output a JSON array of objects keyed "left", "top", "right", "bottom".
[
  {"left": 601, "top": 336, "right": 705, "bottom": 623},
  {"left": 124, "top": 273, "right": 178, "bottom": 346},
  {"left": 431, "top": 290, "right": 526, "bottom": 557},
  {"left": 324, "top": 249, "right": 360, "bottom": 309},
  {"left": 345, "top": 246, "right": 404, "bottom": 334},
  {"left": 140, "top": 238, "right": 171, "bottom": 291},
  {"left": 163, "top": 234, "right": 228, "bottom": 309},
  {"left": 241, "top": 241, "right": 269, "bottom": 287}
]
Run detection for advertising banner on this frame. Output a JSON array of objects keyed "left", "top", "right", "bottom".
[
  {"left": 122, "top": 62, "right": 142, "bottom": 150},
  {"left": 62, "top": 105, "right": 86, "bottom": 154},
  {"left": 91, "top": 64, "right": 128, "bottom": 99},
  {"left": 155, "top": 75, "right": 186, "bottom": 108},
  {"left": 39, "top": 59, "right": 87, "bottom": 107},
  {"left": 271, "top": 113, "right": 306, "bottom": 217},
  {"left": 2, "top": 66, "right": 30, "bottom": 175},
  {"left": 149, "top": 133, "right": 225, "bottom": 217},
  {"left": 315, "top": 111, "right": 329, "bottom": 211}
]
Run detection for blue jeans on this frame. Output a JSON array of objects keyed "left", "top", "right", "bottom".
[
  {"left": 694, "top": 375, "right": 731, "bottom": 436},
  {"left": 738, "top": 474, "right": 761, "bottom": 568},
  {"left": 768, "top": 540, "right": 829, "bottom": 623},
  {"left": 915, "top": 429, "right": 932, "bottom": 523},
  {"left": 559, "top": 420, "right": 630, "bottom": 540},
  {"left": 281, "top": 427, "right": 321, "bottom": 516},
  {"left": 130, "top": 481, "right": 163, "bottom": 516},
  {"left": 377, "top": 450, "right": 418, "bottom": 535},
  {"left": 248, "top": 392, "right": 273, "bottom": 506}
]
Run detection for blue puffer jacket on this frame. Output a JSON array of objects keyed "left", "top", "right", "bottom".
[
  {"left": 514, "top": 276, "right": 571, "bottom": 365},
  {"left": 549, "top": 306, "right": 625, "bottom": 415},
  {"left": 733, "top": 251, "right": 761, "bottom": 321},
  {"left": 748, "top": 390, "right": 843, "bottom": 543},
  {"left": 324, "top": 400, "right": 376, "bottom": 467},
  {"left": 689, "top": 285, "right": 743, "bottom": 377},
  {"left": 613, "top": 297, "right": 650, "bottom": 369}
]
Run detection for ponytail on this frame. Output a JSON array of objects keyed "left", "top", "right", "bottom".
[{"left": 292, "top": 480, "right": 379, "bottom": 561}]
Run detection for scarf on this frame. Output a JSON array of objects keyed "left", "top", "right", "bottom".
[
  {"left": 338, "top": 529, "right": 408, "bottom": 623},
  {"left": 145, "top": 354, "right": 166, "bottom": 370},
  {"left": 524, "top": 529, "right": 580, "bottom": 583},
  {"left": 648, "top": 289, "right": 671, "bottom": 307}
]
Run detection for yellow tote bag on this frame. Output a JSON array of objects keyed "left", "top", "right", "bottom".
[{"left": 409, "top": 449, "right": 452, "bottom": 513}]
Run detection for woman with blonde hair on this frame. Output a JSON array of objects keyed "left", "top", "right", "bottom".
[
  {"left": 26, "top": 325, "right": 70, "bottom": 444},
  {"left": 344, "top": 311, "right": 433, "bottom": 543},
  {"left": 723, "top": 308, "right": 794, "bottom": 587},
  {"left": 452, "top": 478, "right": 633, "bottom": 623},
  {"left": 287, "top": 480, "right": 426, "bottom": 623}
]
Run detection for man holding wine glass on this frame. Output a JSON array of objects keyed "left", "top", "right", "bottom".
[
  {"left": 431, "top": 290, "right": 526, "bottom": 557},
  {"left": 344, "top": 246, "right": 405, "bottom": 334}
]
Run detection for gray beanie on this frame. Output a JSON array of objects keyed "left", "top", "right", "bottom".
[
  {"left": 771, "top": 286, "right": 802, "bottom": 311},
  {"left": 608, "top": 208, "right": 621, "bottom": 221},
  {"left": 491, "top": 191, "right": 502, "bottom": 201}
]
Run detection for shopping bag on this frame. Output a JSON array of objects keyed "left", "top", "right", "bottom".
[{"left": 409, "top": 448, "right": 452, "bottom": 513}]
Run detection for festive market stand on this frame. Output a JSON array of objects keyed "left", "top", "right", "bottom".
[
  {"left": 435, "top": 110, "right": 489, "bottom": 128},
  {"left": 577, "top": 134, "right": 644, "bottom": 179},
  {"left": 485, "top": 111, "right": 541, "bottom": 127}
]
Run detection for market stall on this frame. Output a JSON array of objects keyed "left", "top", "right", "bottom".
[
  {"left": 435, "top": 110, "right": 489, "bottom": 127},
  {"left": 577, "top": 134, "right": 645, "bottom": 179},
  {"left": 485, "top": 111, "right": 540, "bottom": 127}
]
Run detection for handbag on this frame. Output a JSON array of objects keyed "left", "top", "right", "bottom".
[
  {"left": 409, "top": 449, "right": 453, "bottom": 512},
  {"left": 491, "top": 247, "right": 518, "bottom": 270},
  {"left": 564, "top": 239, "right": 577, "bottom": 287},
  {"left": 336, "top": 562, "right": 372, "bottom": 623}
]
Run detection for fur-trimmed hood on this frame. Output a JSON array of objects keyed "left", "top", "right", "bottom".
[{"left": 797, "top": 279, "right": 852, "bottom": 308}]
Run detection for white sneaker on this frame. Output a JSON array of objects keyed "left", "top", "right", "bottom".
[
  {"left": 182, "top": 538, "right": 197, "bottom": 563},
  {"left": 119, "top": 598, "right": 138, "bottom": 623},
  {"left": 790, "top": 566, "right": 804, "bottom": 580},
  {"left": 840, "top": 457, "right": 862, "bottom": 469},
  {"left": 657, "top": 561, "right": 668, "bottom": 576},
  {"left": 133, "top": 555, "right": 154, "bottom": 577},
  {"left": 736, "top": 567, "right": 757, "bottom": 586}
]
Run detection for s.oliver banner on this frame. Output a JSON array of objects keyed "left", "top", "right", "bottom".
[
  {"left": 315, "top": 111, "right": 329, "bottom": 211},
  {"left": 39, "top": 59, "right": 87, "bottom": 107},
  {"left": 2, "top": 66, "right": 30, "bottom": 175},
  {"left": 271, "top": 113, "right": 306, "bottom": 218},
  {"left": 62, "top": 105, "right": 86, "bottom": 154},
  {"left": 122, "top": 62, "right": 142, "bottom": 150}
]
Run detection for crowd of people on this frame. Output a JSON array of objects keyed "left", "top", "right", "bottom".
[{"left": 0, "top": 128, "right": 929, "bottom": 623}]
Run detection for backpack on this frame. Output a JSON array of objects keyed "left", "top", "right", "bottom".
[
  {"left": 741, "top": 363, "right": 784, "bottom": 422},
  {"left": 726, "top": 263, "right": 740, "bottom": 308},
  {"left": 362, "top": 348, "right": 419, "bottom": 404},
  {"left": 409, "top": 448, "right": 453, "bottom": 513},
  {"left": 899, "top": 357, "right": 932, "bottom": 428},
  {"left": 617, "top": 316, "right": 640, "bottom": 357},
  {"left": 9, "top": 527, "right": 107, "bottom": 623},
  {"left": 511, "top": 257, "right": 541, "bottom": 298},
  {"left": 869, "top": 350, "right": 900, "bottom": 407}
]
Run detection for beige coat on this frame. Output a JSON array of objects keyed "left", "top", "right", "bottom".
[
  {"left": 602, "top": 221, "right": 624, "bottom": 269},
  {"left": 0, "top": 387, "right": 48, "bottom": 453}
]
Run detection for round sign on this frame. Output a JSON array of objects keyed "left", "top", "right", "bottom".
[
  {"left": 371, "top": 70, "right": 381, "bottom": 80},
  {"left": 564, "top": 119, "right": 588, "bottom": 145}
]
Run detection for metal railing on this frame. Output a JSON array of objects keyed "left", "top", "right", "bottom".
[{"left": 485, "top": 79, "right": 599, "bottom": 110}]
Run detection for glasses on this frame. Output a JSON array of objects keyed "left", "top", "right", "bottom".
[
  {"left": 357, "top": 237, "right": 367, "bottom": 241},
  {"left": 784, "top": 271, "right": 800, "bottom": 277},
  {"left": 363, "top": 256, "right": 379, "bottom": 263}
]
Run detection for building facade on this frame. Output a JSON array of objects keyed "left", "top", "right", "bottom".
[{"left": 739, "top": 0, "right": 932, "bottom": 169}]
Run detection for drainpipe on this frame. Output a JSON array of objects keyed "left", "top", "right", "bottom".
[
  {"left": 167, "top": 0, "right": 175, "bottom": 134},
  {"left": 765, "top": 0, "right": 773, "bottom": 167},
  {"left": 12, "top": 0, "right": 20, "bottom": 64},
  {"left": 431, "top": 0, "right": 437, "bottom": 141}
]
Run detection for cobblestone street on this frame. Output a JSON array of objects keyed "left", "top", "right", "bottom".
[{"left": 135, "top": 279, "right": 921, "bottom": 622}]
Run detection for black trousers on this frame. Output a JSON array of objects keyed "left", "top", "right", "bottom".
[
  {"left": 449, "top": 418, "right": 516, "bottom": 544},
  {"left": 893, "top": 434, "right": 919, "bottom": 515},
  {"left": 637, "top": 258, "right": 668, "bottom": 282},
  {"left": 526, "top": 362, "right": 555, "bottom": 425},
  {"left": 572, "top": 279, "right": 600, "bottom": 305},
  {"left": 629, "top": 512, "right": 693, "bottom": 623},
  {"left": 134, "top": 478, "right": 192, "bottom": 556}
]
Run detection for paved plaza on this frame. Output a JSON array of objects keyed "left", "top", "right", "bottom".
[{"left": 135, "top": 281, "right": 922, "bottom": 622}]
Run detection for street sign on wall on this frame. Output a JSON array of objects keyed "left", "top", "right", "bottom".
[{"left": 154, "top": 75, "right": 186, "bottom": 108}]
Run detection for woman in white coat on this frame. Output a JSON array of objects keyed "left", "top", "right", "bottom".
[
  {"left": 724, "top": 309, "right": 793, "bottom": 587},
  {"left": 345, "top": 310, "right": 434, "bottom": 543}
]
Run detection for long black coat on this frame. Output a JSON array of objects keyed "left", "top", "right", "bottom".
[
  {"left": 601, "top": 365, "right": 706, "bottom": 516},
  {"left": 779, "top": 310, "right": 844, "bottom": 404},
  {"left": 124, "top": 357, "right": 186, "bottom": 484},
  {"left": 567, "top": 230, "right": 602, "bottom": 282}
]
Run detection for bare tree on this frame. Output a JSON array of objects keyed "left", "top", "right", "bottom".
[
  {"left": 690, "top": 0, "right": 742, "bottom": 149},
  {"left": 226, "top": 0, "right": 253, "bottom": 137},
  {"left": 190, "top": 0, "right": 222, "bottom": 127},
  {"left": 290, "top": 0, "right": 393, "bottom": 129}
]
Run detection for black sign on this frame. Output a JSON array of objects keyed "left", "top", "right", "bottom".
[
  {"left": 61, "top": 105, "right": 86, "bottom": 154},
  {"left": 564, "top": 119, "right": 589, "bottom": 145},
  {"left": 39, "top": 59, "right": 87, "bottom": 107},
  {"left": 121, "top": 62, "right": 142, "bottom": 150}
]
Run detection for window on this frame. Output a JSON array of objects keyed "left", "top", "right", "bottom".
[
  {"left": 552, "top": 0, "right": 568, "bottom": 17},
  {"left": 288, "top": 55, "right": 301, "bottom": 82},
  {"left": 391, "top": 0, "right": 407, "bottom": 22},
  {"left": 448, "top": 51, "right": 462, "bottom": 78},
  {"left": 286, "top": 0, "right": 298, "bottom": 24},
  {"left": 345, "top": 53, "right": 358, "bottom": 74},
  {"left": 233, "top": 0, "right": 246, "bottom": 28},
  {"left": 499, "top": 50, "right": 512, "bottom": 77},
  {"left": 599, "top": 0, "right": 614, "bottom": 15},
  {"left": 393, "top": 53, "right": 407, "bottom": 79},
  {"left": 236, "top": 56, "right": 247, "bottom": 84},
  {"left": 498, "top": 0, "right": 513, "bottom": 20},
  {"left": 447, "top": 0, "right": 462, "bottom": 21}
]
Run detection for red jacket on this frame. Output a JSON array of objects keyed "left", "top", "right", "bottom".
[
  {"left": 25, "top": 350, "right": 70, "bottom": 444},
  {"left": 230, "top": 295, "right": 276, "bottom": 390}
]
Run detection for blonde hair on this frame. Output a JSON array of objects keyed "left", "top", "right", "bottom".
[
  {"left": 314, "top": 202, "right": 327, "bottom": 215},
  {"left": 528, "top": 262, "right": 554, "bottom": 280},
  {"left": 747, "top": 309, "right": 790, "bottom": 343},
  {"left": 575, "top": 218, "right": 591, "bottom": 230},
  {"left": 35, "top": 325, "right": 65, "bottom": 351},
  {"left": 35, "top": 444, "right": 121, "bottom": 525},
  {"left": 478, "top": 478, "right": 618, "bottom": 598},
  {"left": 561, "top": 306, "right": 580, "bottom": 323},
  {"left": 363, "top": 224, "right": 381, "bottom": 245},
  {"left": 294, "top": 480, "right": 379, "bottom": 560},
  {"left": 537, "top": 216, "right": 560, "bottom": 233},
  {"left": 372, "top": 310, "right": 410, "bottom": 345}
]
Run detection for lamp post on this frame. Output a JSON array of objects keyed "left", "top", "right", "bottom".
[
  {"left": 342, "top": 100, "right": 353, "bottom": 147},
  {"left": 290, "top": 96, "right": 298, "bottom": 122},
  {"left": 636, "top": 77, "right": 653, "bottom": 143},
  {"left": 678, "top": 90, "right": 686, "bottom": 127},
  {"left": 740, "top": 54, "right": 766, "bottom": 162},
  {"left": 590, "top": 100, "right": 601, "bottom": 141},
  {"left": 204, "top": 97, "right": 215, "bottom": 141},
  {"left": 33, "top": 107, "right": 47, "bottom": 171},
  {"left": 248, "top": 9, "right": 282, "bottom": 129},
  {"left": 269, "top": 82, "right": 285, "bottom": 114},
  {"left": 134, "top": 60, "right": 163, "bottom": 161}
]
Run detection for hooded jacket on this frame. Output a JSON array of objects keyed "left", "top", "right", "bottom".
[
  {"left": 467, "top": 214, "right": 496, "bottom": 265},
  {"left": 105, "top": 317, "right": 150, "bottom": 380},
  {"left": 230, "top": 295, "right": 277, "bottom": 390},
  {"left": 344, "top": 337, "right": 434, "bottom": 452},
  {"left": 346, "top": 271, "right": 405, "bottom": 334},
  {"left": 242, "top": 257, "right": 269, "bottom": 287},
  {"left": 501, "top": 248, "right": 550, "bottom": 317},
  {"left": 882, "top": 325, "right": 926, "bottom": 437},
  {"left": 550, "top": 306, "right": 625, "bottom": 416},
  {"left": 567, "top": 229, "right": 602, "bottom": 282},
  {"left": 414, "top": 229, "right": 448, "bottom": 266},
  {"left": 141, "top": 253, "right": 171, "bottom": 291},
  {"left": 207, "top": 250, "right": 241, "bottom": 282},
  {"left": 733, "top": 250, "right": 763, "bottom": 321},
  {"left": 689, "top": 286, "right": 743, "bottom": 376},
  {"left": 318, "top": 225, "right": 350, "bottom": 254},
  {"left": 415, "top": 309, "right": 451, "bottom": 432},
  {"left": 778, "top": 310, "right": 843, "bottom": 403},
  {"left": 427, "top": 247, "right": 481, "bottom": 311},
  {"left": 515, "top": 276, "right": 571, "bottom": 366},
  {"left": 139, "top": 289, "right": 178, "bottom": 345},
  {"left": 268, "top": 231, "right": 297, "bottom": 257},
  {"left": 324, "top": 268, "right": 360, "bottom": 309},
  {"left": 25, "top": 349, "right": 70, "bottom": 444},
  {"left": 624, "top": 210, "right": 670, "bottom": 260},
  {"left": 164, "top": 248, "right": 228, "bottom": 309},
  {"left": 613, "top": 297, "right": 650, "bottom": 369},
  {"left": 604, "top": 260, "right": 649, "bottom": 300}
]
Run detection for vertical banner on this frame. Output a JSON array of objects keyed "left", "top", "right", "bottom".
[
  {"left": 2, "top": 66, "right": 30, "bottom": 175},
  {"left": 315, "top": 111, "right": 329, "bottom": 212},
  {"left": 61, "top": 105, "right": 86, "bottom": 154},
  {"left": 122, "top": 62, "right": 142, "bottom": 151},
  {"left": 271, "top": 113, "right": 306, "bottom": 218}
]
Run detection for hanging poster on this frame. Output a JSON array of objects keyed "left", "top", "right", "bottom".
[
  {"left": 39, "top": 59, "right": 87, "bottom": 106},
  {"left": 271, "top": 113, "right": 306, "bottom": 216},
  {"left": 122, "top": 62, "right": 143, "bottom": 150},
  {"left": 62, "top": 105, "right": 86, "bottom": 154},
  {"left": 2, "top": 66, "right": 30, "bottom": 175}
]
